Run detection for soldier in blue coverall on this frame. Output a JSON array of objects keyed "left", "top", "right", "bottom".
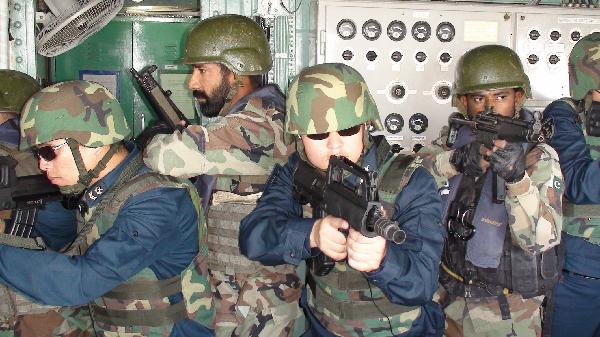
[
  {"left": 0, "top": 80, "right": 214, "bottom": 337},
  {"left": 543, "top": 32, "right": 600, "bottom": 337},
  {"left": 240, "top": 63, "right": 445, "bottom": 337}
]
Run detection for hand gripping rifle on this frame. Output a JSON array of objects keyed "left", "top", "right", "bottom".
[
  {"left": 0, "top": 157, "right": 61, "bottom": 238},
  {"left": 446, "top": 107, "right": 552, "bottom": 202},
  {"left": 293, "top": 155, "right": 406, "bottom": 276},
  {"left": 130, "top": 65, "right": 190, "bottom": 132}
]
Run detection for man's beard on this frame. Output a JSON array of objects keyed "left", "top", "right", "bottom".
[{"left": 193, "top": 80, "right": 231, "bottom": 118}]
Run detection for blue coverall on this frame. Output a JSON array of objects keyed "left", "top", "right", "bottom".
[
  {"left": 544, "top": 100, "right": 600, "bottom": 337},
  {"left": 239, "top": 150, "right": 446, "bottom": 337},
  {"left": 0, "top": 142, "right": 213, "bottom": 337}
]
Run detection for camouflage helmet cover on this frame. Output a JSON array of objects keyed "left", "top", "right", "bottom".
[
  {"left": 453, "top": 44, "right": 532, "bottom": 98},
  {"left": 0, "top": 69, "right": 41, "bottom": 114},
  {"left": 569, "top": 32, "right": 600, "bottom": 100},
  {"left": 179, "top": 14, "right": 272, "bottom": 75},
  {"left": 285, "top": 63, "right": 383, "bottom": 135},
  {"left": 20, "top": 80, "right": 131, "bottom": 150}
]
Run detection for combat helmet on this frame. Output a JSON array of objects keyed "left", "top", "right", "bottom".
[
  {"left": 286, "top": 63, "right": 382, "bottom": 136},
  {"left": 20, "top": 80, "right": 131, "bottom": 195},
  {"left": 569, "top": 32, "right": 600, "bottom": 101},
  {"left": 179, "top": 14, "right": 272, "bottom": 75},
  {"left": 285, "top": 63, "right": 382, "bottom": 160},
  {"left": 453, "top": 45, "right": 531, "bottom": 114},
  {"left": 0, "top": 70, "right": 41, "bottom": 114}
]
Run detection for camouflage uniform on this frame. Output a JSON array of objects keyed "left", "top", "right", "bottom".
[
  {"left": 240, "top": 63, "right": 446, "bottom": 337},
  {"left": 542, "top": 33, "right": 600, "bottom": 337},
  {"left": 5, "top": 80, "right": 214, "bottom": 337},
  {"left": 418, "top": 45, "right": 563, "bottom": 337},
  {"left": 0, "top": 70, "right": 94, "bottom": 337},
  {"left": 143, "top": 15, "right": 301, "bottom": 337}
]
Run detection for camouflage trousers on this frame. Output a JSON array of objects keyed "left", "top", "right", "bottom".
[
  {"left": 439, "top": 290, "right": 543, "bottom": 337},
  {"left": 0, "top": 300, "right": 94, "bottom": 337},
  {"left": 209, "top": 267, "right": 304, "bottom": 337}
]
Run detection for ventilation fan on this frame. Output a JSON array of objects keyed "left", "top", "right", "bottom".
[{"left": 36, "top": 0, "right": 124, "bottom": 57}]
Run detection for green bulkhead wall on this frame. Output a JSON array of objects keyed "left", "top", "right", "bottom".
[{"left": 52, "top": 18, "right": 197, "bottom": 137}]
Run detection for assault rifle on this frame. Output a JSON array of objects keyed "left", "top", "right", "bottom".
[
  {"left": 0, "top": 158, "right": 61, "bottom": 238},
  {"left": 446, "top": 106, "right": 549, "bottom": 149},
  {"left": 130, "top": 65, "right": 190, "bottom": 132},
  {"left": 293, "top": 155, "right": 406, "bottom": 276},
  {"left": 446, "top": 107, "right": 551, "bottom": 203}
]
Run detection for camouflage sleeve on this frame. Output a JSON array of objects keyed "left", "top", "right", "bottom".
[
  {"left": 143, "top": 104, "right": 290, "bottom": 178},
  {"left": 504, "top": 143, "right": 564, "bottom": 254},
  {"left": 417, "top": 144, "right": 459, "bottom": 189}
]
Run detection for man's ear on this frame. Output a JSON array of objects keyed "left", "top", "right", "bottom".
[
  {"left": 226, "top": 70, "right": 236, "bottom": 86},
  {"left": 514, "top": 89, "right": 525, "bottom": 107},
  {"left": 459, "top": 95, "right": 468, "bottom": 108}
]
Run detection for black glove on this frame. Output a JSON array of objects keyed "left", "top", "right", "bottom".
[
  {"left": 489, "top": 142, "right": 526, "bottom": 183},
  {"left": 450, "top": 141, "right": 484, "bottom": 177},
  {"left": 587, "top": 101, "right": 600, "bottom": 137},
  {"left": 135, "top": 121, "right": 174, "bottom": 149}
]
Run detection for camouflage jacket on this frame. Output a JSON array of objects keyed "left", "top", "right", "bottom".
[
  {"left": 419, "top": 126, "right": 564, "bottom": 254},
  {"left": 144, "top": 84, "right": 293, "bottom": 193}
]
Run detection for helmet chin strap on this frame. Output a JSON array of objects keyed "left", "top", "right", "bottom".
[
  {"left": 217, "top": 75, "right": 241, "bottom": 117},
  {"left": 59, "top": 139, "right": 120, "bottom": 196}
]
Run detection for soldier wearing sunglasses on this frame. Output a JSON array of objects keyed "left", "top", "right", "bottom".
[
  {"left": 0, "top": 80, "right": 214, "bottom": 336},
  {"left": 239, "top": 63, "right": 446, "bottom": 337},
  {"left": 0, "top": 70, "right": 94, "bottom": 337}
]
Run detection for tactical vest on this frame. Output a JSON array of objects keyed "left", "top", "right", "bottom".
[
  {"left": 307, "top": 147, "right": 425, "bottom": 335},
  {"left": 77, "top": 155, "right": 213, "bottom": 334},
  {"left": 562, "top": 132, "right": 600, "bottom": 245},
  {"left": 206, "top": 172, "right": 296, "bottom": 276},
  {"left": 441, "top": 225, "right": 559, "bottom": 300},
  {"left": 440, "top": 164, "right": 560, "bottom": 300}
]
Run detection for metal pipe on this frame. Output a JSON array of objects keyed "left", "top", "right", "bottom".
[{"left": 0, "top": 0, "right": 8, "bottom": 68}]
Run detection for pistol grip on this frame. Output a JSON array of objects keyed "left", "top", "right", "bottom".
[{"left": 312, "top": 253, "right": 336, "bottom": 276}]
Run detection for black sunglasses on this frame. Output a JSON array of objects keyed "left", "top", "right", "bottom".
[
  {"left": 306, "top": 124, "right": 362, "bottom": 141},
  {"left": 32, "top": 141, "right": 68, "bottom": 162}
]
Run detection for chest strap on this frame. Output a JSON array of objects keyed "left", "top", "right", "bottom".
[
  {"left": 310, "top": 282, "right": 418, "bottom": 320},
  {"left": 90, "top": 275, "right": 187, "bottom": 327},
  {"left": 0, "top": 233, "right": 46, "bottom": 250},
  {"left": 316, "top": 268, "right": 370, "bottom": 290},
  {"left": 563, "top": 201, "right": 600, "bottom": 217},
  {"left": 90, "top": 301, "right": 187, "bottom": 327}
]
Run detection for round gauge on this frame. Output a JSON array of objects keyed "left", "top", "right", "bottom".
[
  {"left": 436, "top": 22, "right": 455, "bottom": 42},
  {"left": 411, "top": 21, "right": 431, "bottom": 42},
  {"left": 409, "top": 113, "right": 429, "bottom": 134},
  {"left": 385, "top": 113, "right": 404, "bottom": 134},
  {"left": 387, "top": 20, "right": 406, "bottom": 41},
  {"left": 362, "top": 19, "right": 382, "bottom": 41},
  {"left": 336, "top": 19, "right": 356, "bottom": 40}
]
